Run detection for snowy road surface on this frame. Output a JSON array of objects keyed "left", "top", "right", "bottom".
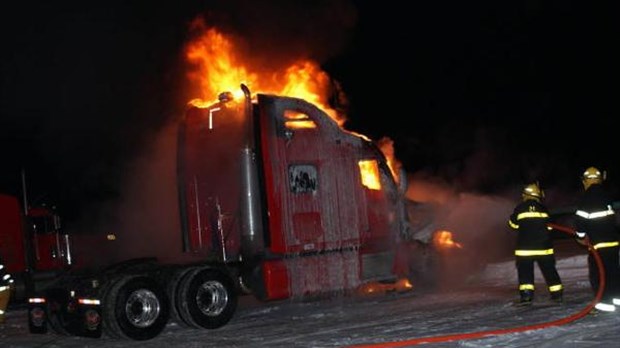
[{"left": 2, "top": 243, "right": 620, "bottom": 347}]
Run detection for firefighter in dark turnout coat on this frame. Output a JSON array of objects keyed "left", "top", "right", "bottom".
[
  {"left": 508, "top": 183, "right": 563, "bottom": 304},
  {"left": 574, "top": 166, "right": 620, "bottom": 313}
]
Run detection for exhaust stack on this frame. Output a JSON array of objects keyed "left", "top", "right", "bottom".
[{"left": 239, "top": 84, "right": 264, "bottom": 256}]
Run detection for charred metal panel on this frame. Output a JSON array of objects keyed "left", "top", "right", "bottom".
[
  {"left": 257, "top": 94, "right": 367, "bottom": 255},
  {"left": 361, "top": 251, "right": 396, "bottom": 280},
  {"left": 360, "top": 155, "right": 404, "bottom": 257},
  {"left": 362, "top": 180, "right": 393, "bottom": 253},
  {"left": 288, "top": 165, "right": 318, "bottom": 194}
]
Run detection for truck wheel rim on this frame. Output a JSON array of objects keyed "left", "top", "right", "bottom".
[
  {"left": 125, "top": 289, "right": 161, "bottom": 328},
  {"left": 196, "top": 280, "right": 228, "bottom": 316}
]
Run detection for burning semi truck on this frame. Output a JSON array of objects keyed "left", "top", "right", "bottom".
[{"left": 26, "top": 84, "right": 443, "bottom": 340}]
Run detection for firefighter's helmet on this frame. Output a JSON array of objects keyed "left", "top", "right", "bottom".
[
  {"left": 522, "top": 182, "right": 544, "bottom": 201},
  {"left": 582, "top": 166, "right": 605, "bottom": 190}
]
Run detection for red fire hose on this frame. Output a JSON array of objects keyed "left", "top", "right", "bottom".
[{"left": 348, "top": 223, "right": 605, "bottom": 348}]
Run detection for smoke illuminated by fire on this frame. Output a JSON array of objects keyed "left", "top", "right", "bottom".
[{"left": 185, "top": 20, "right": 344, "bottom": 125}]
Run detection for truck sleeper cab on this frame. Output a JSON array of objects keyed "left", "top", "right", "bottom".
[
  {"left": 27, "top": 84, "right": 413, "bottom": 341},
  {"left": 179, "top": 85, "right": 408, "bottom": 300}
]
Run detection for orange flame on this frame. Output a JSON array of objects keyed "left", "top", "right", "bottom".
[
  {"left": 185, "top": 21, "right": 344, "bottom": 125},
  {"left": 433, "top": 230, "right": 463, "bottom": 250},
  {"left": 358, "top": 160, "right": 381, "bottom": 190},
  {"left": 358, "top": 278, "right": 413, "bottom": 296},
  {"left": 186, "top": 27, "right": 257, "bottom": 104},
  {"left": 377, "top": 137, "right": 402, "bottom": 184}
]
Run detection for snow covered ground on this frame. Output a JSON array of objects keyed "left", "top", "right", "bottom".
[{"left": 2, "top": 242, "right": 620, "bottom": 348}]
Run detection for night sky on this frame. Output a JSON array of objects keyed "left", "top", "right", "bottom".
[{"left": 1, "top": 1, "right": 618, "bottom": 225}]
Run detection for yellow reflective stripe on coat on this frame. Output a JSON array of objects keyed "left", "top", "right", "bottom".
[
  {"left": 508, "top": 220, "right": 519, "bottom": 229},
  {"left": 517, "top": 211, "right": 549, "bottom": 220},
  {"left": 515, "top": 249, "right": 554, "bottom": 256},
  {"left": 575, "top": 206, "right": 615, "bottom": 219},
  {"left": 593, "top": 241, "right": 620, "bottom": 249}
]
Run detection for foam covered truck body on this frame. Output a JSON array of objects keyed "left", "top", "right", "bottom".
[{"left": 27, "top": 85, "right": 432, "bottom": 340}]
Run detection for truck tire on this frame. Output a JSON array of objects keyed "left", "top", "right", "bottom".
[
  {"left": 166, "top": 266, "right": 198, "bottom": 328},
  {"left": 176, "top": 268, "right": 237, "bottom": 329},
  {"left": 99, "top": 275, "right": 125, "bottom": 339},
  {"left": 102, "top": 275, "right": 170, "bottom": 341}
]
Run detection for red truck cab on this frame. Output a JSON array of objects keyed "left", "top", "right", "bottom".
[
  {"left": 0, "top": 194, "right": 71, "bottom": 301},
  {"left": 178, "top": 85, "right": 410, "bottom": 301}
]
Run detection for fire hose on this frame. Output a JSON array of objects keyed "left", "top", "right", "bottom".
[{"left": 348, "top": 223, "right": 605, "bottom": 348}]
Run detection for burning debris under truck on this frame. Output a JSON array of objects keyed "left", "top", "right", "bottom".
[{"left": 26, "top": 83, "right": 450, "bottom": 340}]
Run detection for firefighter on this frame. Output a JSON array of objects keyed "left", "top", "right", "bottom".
[
  {"left": 0, "top": 254, "right": 13, "bottom": 324},
  {"left": 508, "top": 182, "right": 563, "bottom": 305},
  {"left": 574, "top": 166, "right": 620, "bottom": 313}
]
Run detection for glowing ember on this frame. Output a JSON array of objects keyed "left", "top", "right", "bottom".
[
  {"left": 184, "top": 20, "right": 344, "bottom": 125},
  {"left": 433, "top": 230, "right": 463, "bottom": 250},
  {"left": 358, "top": 278, "right": 413, "bottom": 296},
  {"left": 395, "top": 277, "right": 413, "bottom": 291}
]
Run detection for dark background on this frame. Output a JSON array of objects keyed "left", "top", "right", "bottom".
[{"left": 1, "top": 0, "right": 618, "bottom": 226}]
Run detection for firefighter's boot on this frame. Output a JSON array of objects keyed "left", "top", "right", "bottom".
[
  {"left": 550, "top": 290, "right": 563, "bottom": 304},
  {"left": 519, "top": 290, "right": 534, "bottom": 305}
]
